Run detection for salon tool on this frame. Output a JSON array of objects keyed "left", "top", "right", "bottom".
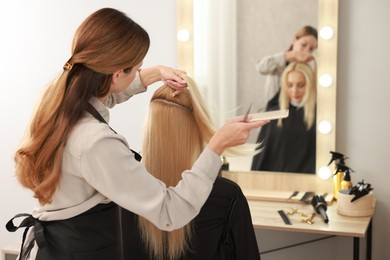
[
  {"left": 299, "top": 191, "right": 315, "bottom": 203},
  {"left": 287, "top": 208, "right": 298, "bottom": 216},
  {"left": 301, "top": 212, "right": 316, "bottom": 225},
  {"left": 287, "top": 191, "right": 299, "bottom": 200},
  {"left": 277, "top": 210, "right": 292, "bottom": 225},
  {"left": 311, "top": 195, "right": 329, "bottom": 224},
  {"left": 243, "top": 103, "right": 252, "bottom": 122},
  {"left": 349, "top": 180, "right": 373, "bottom": 202},
  {"left": 287, "top": 208, "right": 309, "bottom": 218},
  {"left": 247, "top": 109, "right": 289, "bottom": 122}
]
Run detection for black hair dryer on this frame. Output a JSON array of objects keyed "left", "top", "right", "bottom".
[{"left": 311, "top": 195, "right": 329, "bottom": 224}]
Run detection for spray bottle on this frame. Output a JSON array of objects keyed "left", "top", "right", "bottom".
[
  {"left": 338, "top": 163, "right": 354, "bottom": 191},
  {"left": 328, "top": 151, "right": 348, "bottom": 200}
]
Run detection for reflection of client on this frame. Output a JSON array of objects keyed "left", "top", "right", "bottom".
[
  {"left": 122, "top": 75, "right": 261, "bottom": 259},
  {"left": 256, "top": 25, "right": 317, "bottom": 109},
  {"left": 251, "top": 62, "right": 316, "bottom": 174}
]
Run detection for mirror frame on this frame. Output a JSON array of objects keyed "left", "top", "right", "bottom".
[{"left": 177, "top": 0, "right": 338, "bottom": 181}]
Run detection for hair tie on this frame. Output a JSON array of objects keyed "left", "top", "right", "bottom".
[{"left": 63, "top": 62, "right": 73, "bottom": 71}]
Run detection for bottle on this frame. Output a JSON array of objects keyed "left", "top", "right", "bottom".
[
  {"left": 333, "top": 167, "right": 343, "bottom": 200},
  {"left": 328, "top": 151, "right": 348, "bottom": 200},
  {"left": 339, "top": 164, "right": 353, "bottom": 191}
]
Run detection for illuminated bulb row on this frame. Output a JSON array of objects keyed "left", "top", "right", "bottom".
[{"left": 318, "top": 26, "right": 335, "bottom": 180}]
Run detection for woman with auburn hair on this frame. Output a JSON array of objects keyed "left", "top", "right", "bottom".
[
  {"left": 121, "top": 75, "right": 261, "bottom": 260},
  {"left": 7, "top": 8, "right": 267, "bottom": 260},
  {"left": 255, "top": 25, "right": 318, "bottom": 110},
  {"left": 251, "top": 62, "right": 317, "bottom": 173}
]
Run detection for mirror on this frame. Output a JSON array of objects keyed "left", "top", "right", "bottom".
[{"left": 177, "top": 0, "right": 338, "bottom": 180}]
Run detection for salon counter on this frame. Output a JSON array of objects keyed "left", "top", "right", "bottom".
[
  {"left": 222, "top": 171, "right": 375, "bottom": 260},
  {"left": 2, "top": 171, "right": 374, "bottom": 260}
]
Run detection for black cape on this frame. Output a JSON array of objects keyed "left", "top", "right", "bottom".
[
  {"left": 120, "top": 177, "right": 261, "bottom": 260},
  {"left": 251, "top": 104, "right": 316, "bottom": 174}
]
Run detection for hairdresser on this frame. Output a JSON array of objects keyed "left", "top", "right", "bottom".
[
  {"left": 255, "top": 25, "right": 317, "bottom": 109},
  {"left": 6, "top": 8, "right": 267, "bottom": 260}
]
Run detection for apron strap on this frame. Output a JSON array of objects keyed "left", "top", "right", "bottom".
[
  {"left": 86, "top": 103, "right": 142, "bottom": 162},
  {"left": 6, "top": 104, "right": 142, "bottom": 258},
  {"left": 6, "top": 214, "right": 47, "bottom": 259}
]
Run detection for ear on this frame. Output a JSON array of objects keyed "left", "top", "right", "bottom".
[{"left": 111, "top": 69, "right": 123, "bottom": 84}]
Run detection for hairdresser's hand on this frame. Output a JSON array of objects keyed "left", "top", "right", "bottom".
[
  {"left": 159, "top": 66, "right": 187, "bottom": 96},
  {"left": 286, "top": 51, "right": 314, "bottom": 63},
  {"left": 139, "top": 65, "right": 187, "bottom": 96},
  {"left": 208, "top": 118, "right": 269, "bottom": 155}
]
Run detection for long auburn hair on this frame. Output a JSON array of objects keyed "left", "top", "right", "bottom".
[
  {"left": 284, "top": 25, "right": 318, "bottom": 68},
  {"left": 278, "top": 61, "right": 317, "bottom": 129},
  {"left": 139, "top": 75, "right": 258, "bottom": 259},
  {"left": 14, "top": 8, "right": 150, "bottom": 205},
  {"left": 287, "top": 25, "right": 318, "bottom": 52}
]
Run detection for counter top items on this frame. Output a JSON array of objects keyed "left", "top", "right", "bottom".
[
  {"left": 349, "top": 179, "right": 373, "bottom": 202},
  {"left": 221, "top": 170, "right": 374, "bottom": 260},
  {"left": 327, "top": 151, "right": 354, "bottom": 200},
  {"left": 277, "top": 210, "right": 292, "bottom": 225},
  {"left": 337, "top": 180, "right": 375, "bottom": 217},
  {"left": 311, "top": 194, "right": 329, "bottom": 223},
  {"left": 300, "top": 212, "right": 316, "bottom": 225},
  {"left": 242, "top": 189, "right": 334, "bottom": 204}
]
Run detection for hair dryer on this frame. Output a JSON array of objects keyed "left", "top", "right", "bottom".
[{"left": 311, "top": 195, "right": 329, "bottom": 223}]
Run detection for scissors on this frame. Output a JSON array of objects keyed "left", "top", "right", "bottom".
[{"left": 243, "top": 103, "right": 252, "bottom": 122}]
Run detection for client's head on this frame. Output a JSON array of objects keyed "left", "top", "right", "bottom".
[{"left": 279, "top": 62, "right": 316, "bottom": 129}]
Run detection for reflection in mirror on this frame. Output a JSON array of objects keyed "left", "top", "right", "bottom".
[
  {"left": 177, "top": 0, "right": 338, "bottom": 182},
  {"left": 237, "top": 0, "right": 318, "bottom": 115}
]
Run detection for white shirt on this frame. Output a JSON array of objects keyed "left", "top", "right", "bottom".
[
  {"left": 31, "top": 73, "right": 222, "bottom": 231},
  {"left": 255, "top": 52, "right": 286, "bottom": 103}
]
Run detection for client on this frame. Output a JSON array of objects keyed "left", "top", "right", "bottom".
[
  {"left": 121, "top": 75, "right": 261, "bottom": 259},
  {"left": 251, "top": 62, "right": 316, "bottom": 173}
]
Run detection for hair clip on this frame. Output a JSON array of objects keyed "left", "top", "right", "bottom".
[{"left": 63, "top": 62, "right": 73, "bottom": 71}]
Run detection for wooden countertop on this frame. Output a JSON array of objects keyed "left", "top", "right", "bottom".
[
  {"left": 248, "top": 199, "right": 373, "bottom": 237},
  {"left": 222, "top": 171, "right": 374, "bottom": 238}
]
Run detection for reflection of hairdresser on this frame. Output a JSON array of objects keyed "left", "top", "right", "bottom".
[
  {"left": 122, "top": 75, "right": 262, "bottom": 259},
  {"left": 251, "top": 62, "right": 316, "bottom": 174},
  {"left": 255, "top": 25, "right": 317, "bottom": 109}
]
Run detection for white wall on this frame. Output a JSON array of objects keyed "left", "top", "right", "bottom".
[
  {"left": 0, "top": 0, "right": 177, "bottom": 250},
  {"left": 337, "top": 0, "right": 390, "bottom": 258},
  {"left": 1, "top": 0, "right": 390, "bottom": 259}
]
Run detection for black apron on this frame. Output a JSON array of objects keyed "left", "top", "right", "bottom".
[
  {"left": 7, "top": 202, "right": 122, "bottom": 260},
  {"left": 6, "top": 104, "right": 141, "bottom": 260}
]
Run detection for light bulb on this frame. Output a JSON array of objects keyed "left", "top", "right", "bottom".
[
  {"left": 319, "top": 74, "right": 333, "bottom": 87},
  {"left": 318, "top": 166, "right": 332, "bottom": 180},
  {"left": 318, "top": 120, "right": 332, "bottom": 134},
  {"left": 319, "top": 26, "right": 334, "bottom": 40},
  {"left": 177, "top": 29, "right": 190, "bottom": 42}
]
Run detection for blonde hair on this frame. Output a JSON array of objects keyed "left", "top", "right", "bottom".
[
  {"left": 14, "top": 8, "right": 150, "bottom": 205},
  {"left": 138, "top": 75, "right": 257, "bottom": 259},
  {"left": 278, "top": 62, "right": 316, "bottom": 129}
]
